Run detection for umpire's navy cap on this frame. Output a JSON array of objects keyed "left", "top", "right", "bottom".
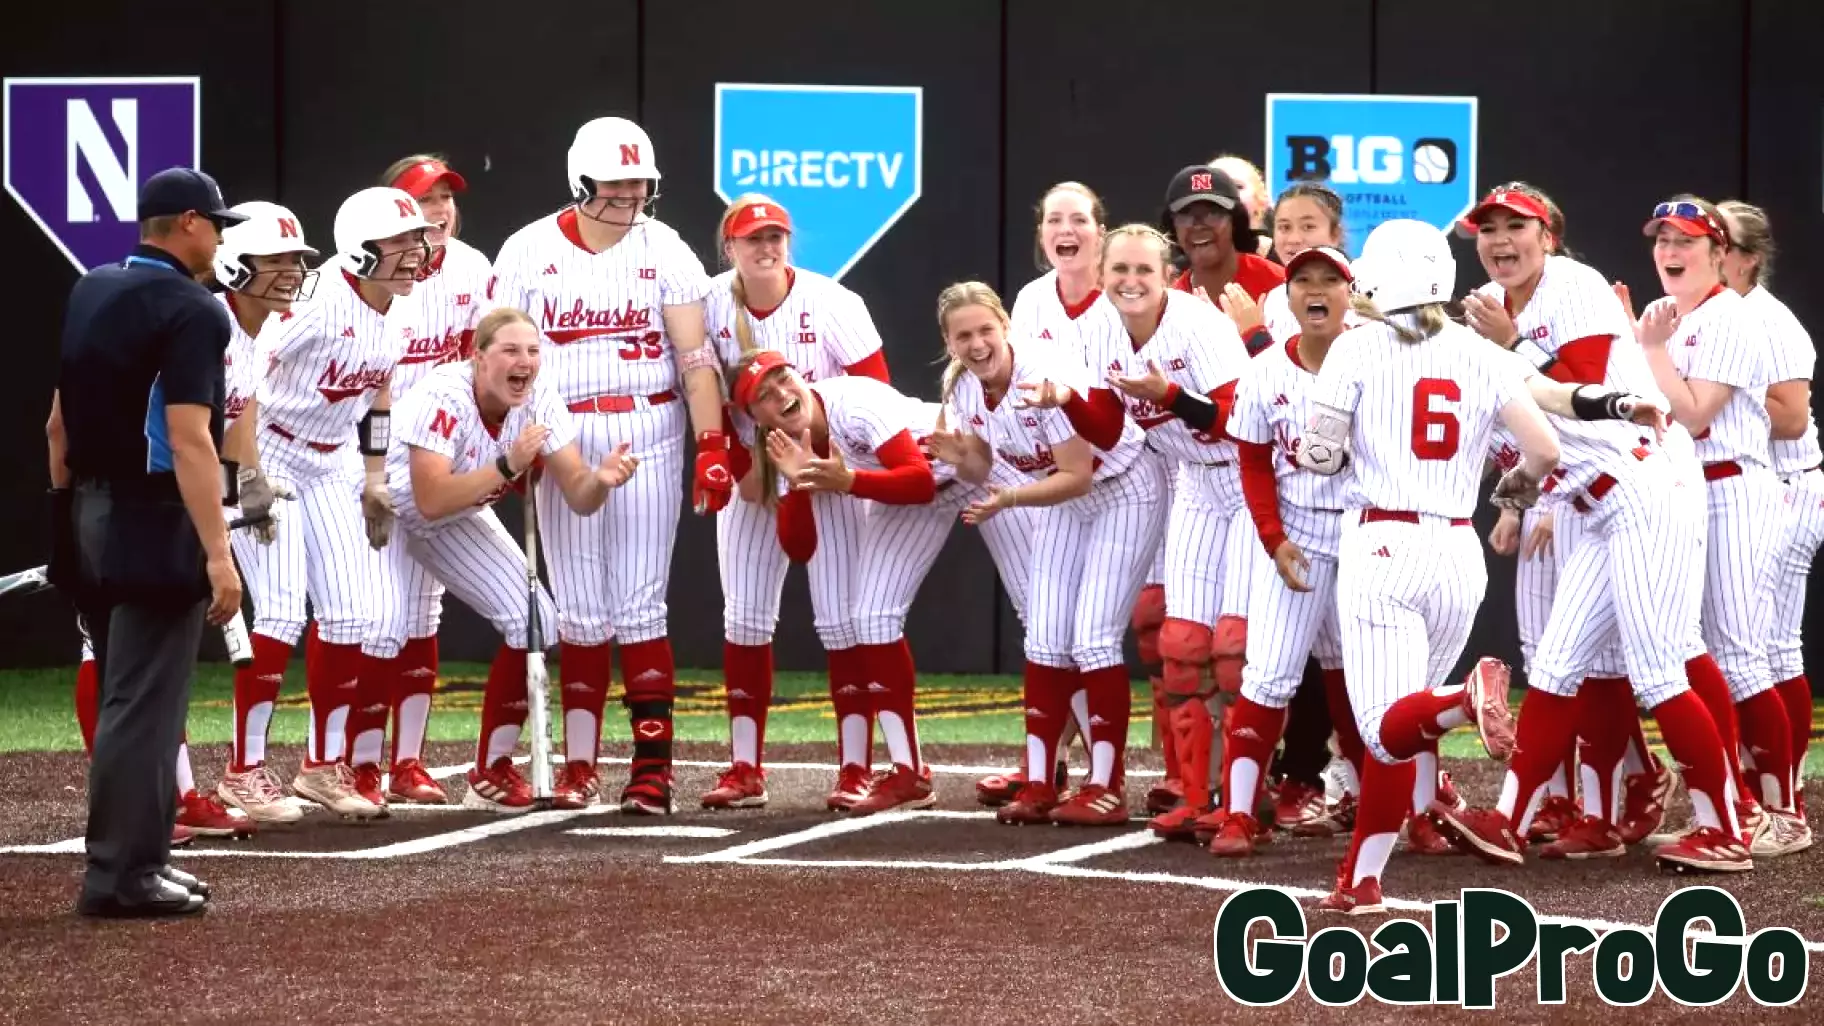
[{"left": 138, "top": 167, "right": 247, "bottom": 226}]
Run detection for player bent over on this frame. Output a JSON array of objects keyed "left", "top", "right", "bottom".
[
  {"left": 388, "top": 307, "right": 638, "bottom": 811},
  {"left": 941, "top": 281, "right": 1168, "bottom": 827}
]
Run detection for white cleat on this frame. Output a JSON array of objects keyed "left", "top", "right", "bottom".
[
  {"left": 292, "top": 762, "right": 384, "bottom": 820},
  {"left": 217, "top": 764, "right": 304, "bottom": 824}
]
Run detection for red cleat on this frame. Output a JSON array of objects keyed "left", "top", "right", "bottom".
[
  {"left": 1312, "top": 875, "right": 1385, "bottom": 915},
  {"left": 701, "top": 762, "right": 768, "bottom": 810},
  {"left": 1428, "top": 802, "right": 1524, "bottom": 865},
  {"left": 1435, "top": 771, "right": 1466, "bottom": 811},
  {"left": 551, "top": 760, "right": 601, "bottom": 811},
  {"left": 1273, "top": 780, "right": 1326, "bottom": 831},
  {"left": 1654, "top": 826, "right": 1753, "bottom": 873},
  {"left": 1049, "top": 784, "right": 1129, "bottom": 826},
  {"left": 848, "top": 764, "right": 936, "bottom": 816},
  {"left": 1292, "top": 793, "right": 1358, "bottom": 837},
  {"left": 170, "top": 822, "right": 194, "bottom": 849},
  {"left": 1404, "top": 812, "right": 1457, "bottom": 855},
  {"left": 349, "top": 762, "right": 392, "bottom": 819},
  {"left": 1148, "top": 804, "right": 1203, "bottom": 841},
  {"left": 1145, "top": 776, "right": 1185, "bottom": 816},
  {"left": 1461, "top": 657, "right": 1515, "bottom": 760},
  {"left": 1616, "top": 756, "right": 1674, "bottom": 845},
  {"left": 462, "top": 757, "right": 534, "bottom": 813},
  {"left": 385, "top": 758, "right": 449, "bottom": 805},
  {"left": 997, "top": 782, "right": 1060, "bottom": 825},
  {"left": 619, "top": 762, "right": 675, "bottom": 816},
  {"left": 1526, "top": 796, "right": 1580, "bottom": 845},
  {"left": 1208, "top": 812, "right": 1267, "bottom": 857},
  {"left": 177, "top": 790, "right": 255, "bottom": 839},
  {"left": 827, "top": 764, "right": 873, "bottom": 812},
  {"left": 1540, "top": 815, "right": 1626, "bottom": 860}
]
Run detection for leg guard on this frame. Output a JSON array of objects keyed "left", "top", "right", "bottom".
[
  {"left": 1211, "top": 615, "right": 1248, "bottom": 694},
  {"left": 1159, "top": 617, "right": 1216, "bottom": 699},
  {"left": 1132, "top": 584, "right": 1166, "bottom": 667},
  {"left": 1170, "top": 698, "right": 1216, "bottom": 809}
]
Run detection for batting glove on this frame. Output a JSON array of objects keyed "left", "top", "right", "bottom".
[
  {"left": 1491, "top": 466, "right": 1543, "bottom": 511},
  {"left": 693, "top": 430, "right": 734, "bottom": 515},
  {"left": 236, "top": 467, "right": 294, "bottom": 545}
]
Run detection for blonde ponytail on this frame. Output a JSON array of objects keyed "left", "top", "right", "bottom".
[
  {"left": 1349, "top": 294, "right": 1450, "bottom": 344},
  {"left": 729, "top": 273, "right": 783, "bottom": 509}
]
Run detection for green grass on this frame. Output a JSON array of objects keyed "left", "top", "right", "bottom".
[{"left": 5, "top": 664, "right": 1821, "bottom": 773}]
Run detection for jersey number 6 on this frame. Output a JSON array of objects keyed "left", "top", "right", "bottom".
[{"left": 1410, "top": 377, "right": 1461, "bottom": 460}]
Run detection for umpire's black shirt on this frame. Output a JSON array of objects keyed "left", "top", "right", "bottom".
[{"left": 58, "top": 244, "right": 229, "bottom": 483}]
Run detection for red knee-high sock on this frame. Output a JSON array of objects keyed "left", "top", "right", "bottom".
[
  {"left": 1685, "top": 654, "right": 1744, "bottom": 793},
  {"left": 618, "top": 638, "right": 677, "bottom": 777},
  {"left": 1494, "top": 690, "right": 1580, "bottom": 834},
  {"left": 305, "top": 639, "right": 364, "bottom": 765},
  {"left": 1082, "top": 665, "right": 1131, "bottom": 788},
  {"left": 233, "top": 633, "right": 292, "bottom": 771},
  {"left": 559, "top": 641, "right": 613, "bottom": 766},
  {"left": 475, "top": 644, "right": 530, "bottom": 768},
  {"left": 723, "top": 641, "right": 775, "bottom": 768},
  {"left": 1737, "top": 689, "right": 1795, "bottom": 811},
  {"left": 1341, "top": 756, "right": 1418, "bottom": 888},
  {"left": 1575, "top": 677, "right": 1634, "bottom": 823},
  {"left": 1223, "top": 696, "right": 1288, "bottom": 816},
  {"left": 1322, "top": 668, "right": 1364, "bottom": 774},
  {"left": 828, "top": 646, "right": 874, "bottom": 770},
  {"left": 1626, "top": 712, "right": 1655, "bottom": 773},
  {"left": 1023, "top": 662, "right": 1072, "bottom": 784},
  {"left": 1378, "top": 686, "right": 1470, "bottom": 763},
  {"left": 75, "top": 657, "right": 99, "bottom": 756},
  {"left": 1775, "top": 675, "right": 1812, "bottom": 790},
  {"left": 343, "top": 654, "right": 398, "bottom": 768},
  {"left": 390, "top": 636, "right": 439, "bottom": 765},
  {"left": 1650, "top": 690, "right": 1739, "bottom": 837},
  {"left": 860, "top": 640, "right": 921, "bottom": 771}
]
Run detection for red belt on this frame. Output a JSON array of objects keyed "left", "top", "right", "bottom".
[
  {"left": 266, "top": 422, "right": 342, "bottom": 453},
  {"left": 1360, "top": 508, "right": 1470, "bottom": 527},
  {"left": 1703, "top": 460, "right": 1742, "bottom": 482},
  {"left": 1573, "top": 445, "right": 1652, "bottom": 513},
  {"left": 568, "top": 390, "right": 677, "bottom": 415}
]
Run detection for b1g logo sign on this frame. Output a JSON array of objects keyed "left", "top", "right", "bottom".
[
  {"left": 1264, "top": 93, "right": 1477, "bottom": 258},
  {"left": 714, "top": 83, "right": 922, "bottom": 282},
  {"left": 3, "top": 77, "right": 201, "bottom": 275}
]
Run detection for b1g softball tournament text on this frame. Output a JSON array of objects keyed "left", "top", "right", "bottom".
[{"left": 1213, "top": 886, "right": 1809, "bottom": 1008}]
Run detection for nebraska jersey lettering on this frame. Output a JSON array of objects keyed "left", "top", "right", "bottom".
[
  {"left": 387, "top": 362, "right": 576, "bottom": 531},
  {"left": 1746, "top": 285, "right": 1821, "bottom": 475},
  {"left": 947, "top": 346, "right": 1145, "bottom": 483},
  {"left": 392, "top": 237, "right": 493, "bottom": 399},
  {"left": 488, "top": 208, "right": 711, "bottom": 403},
  {"left": 1312, "top": 319, "right": 1530, "bottom": 517},
  {"left": 1662, "top": 288, "right": 1771, "bottom": 468},
  {"left": 217, "top": 292, "right": 264, "bottom": 428},
  {"left": 1262, "top": 282, "right": 1364, "bottom": 344},
  {"left": 809, "top": 376, "right": 929, "bottom": 473},
  {"left": 1079, "top": 289, "right": 1250, "bottom": 464},
  {"left": 1010, "top": 270, "right": 1106, "bottom": 363},
  {"left": 1229, "top": 337, "right": 1355, "bottom": 513},
  {"left": 256, "top": 269, "right": 420, "bottom": 444}
]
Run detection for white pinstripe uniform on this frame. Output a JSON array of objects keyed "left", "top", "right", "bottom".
[
  {"left": 1749, "top": 285, "right": 1823, "bottom": 684},
  {"left": 1080, "top": 290, "right": 1251, "bottom": 628},
  {"left": 382, "top": 362, "right": 562, "bottom": 649},
  {"left": 241, "top": 269, "right": 419, "bottom": 649},
  {"left": 1312, "top": 319, "right": 1530, "bottom": 763},
  {"left": 707, "top": 267, "right": 883, "bottom": 650},
  {"left": 1010, "top": 270, "right": 1104, "bottom": 362},
  {"left": 364, "top": 236, "right": 494, "bottom": 659},
  {"left": 489, "top": 208, "right": 711, "bottom": 645},
  {"left": 948, "top": 346, "right": 1166, "bottom": 673},
  {"left": 1228, "top": 337, "right": 1354, "bottom": 708},
  {"left": 1661, "top": 287, "right": 1782, "bottom": 702}
]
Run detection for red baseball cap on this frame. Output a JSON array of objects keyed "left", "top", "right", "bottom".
[
  {"left": 391, "top": 158, "right": 468, "bottom": 198},
  {"left": 1642, "top": 200, "right": 1728, "bottom": 246},
  {"left": 1284, "top": 245, "right": 1353, "bottom": 283},
  {"left": 731, "top": 349, "right": 792, "bottom": 409},
  {"left": 1455, "top": 189, "right": 1551, "bottom": 237},
  {"left": 726, "top": 200, "right": 793, "bottom": 238}
]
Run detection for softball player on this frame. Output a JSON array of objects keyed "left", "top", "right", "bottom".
[
  {"left": 979, "top": 182, "right": 1107, "bottom": 808},
  {"left": 1634, "top": 197, "right": 1800, "bottom": 838},
  {"left": 698, "top": 195, "right": 892, "bottom": 812},
  {"left": 1720, "top": 201, "right": 1820, "bottom": 819},
  {"left": 725, "top": 350, "right": 1036, "bottom": 813},
  {"left": 1292, "top": 220, "right": 1561, "bottom": 914},
  {"left": 388, "top": 307, "right": 637, "bottom": 811},
  {"left": 939, "top": 281, "right": 1168, "bottom": 827},
  {"left": 488, "top": 116, "right": 725, "bottom": 814},
  {"left": 229, "top": 186, "right": 431, "bottom": 821},
  {"left": 349, "top": 154, "right": 496, "bottom": 807},
  {"left": 1078, "top": 226, "right": 1250, "bottom": 840}
]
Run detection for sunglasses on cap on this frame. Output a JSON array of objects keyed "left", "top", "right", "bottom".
[{"left": 1644, "top": 200, "right": 1728, "bottom": 244}]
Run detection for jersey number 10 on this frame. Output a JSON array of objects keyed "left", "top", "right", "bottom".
[{"left": 1410, "top": 378, "right": 1461, "bottom": 460}]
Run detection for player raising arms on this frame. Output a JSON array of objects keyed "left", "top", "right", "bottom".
[
  {"left": 1629, "top": 196, "right": 1800, "bottom": 848},
  {"left": 1292, "top": 220, "right": 1561, "bottom": 913},
  {"left": 488, "top": 116, "right": 724, "bottom": 814},
  {"left": 1719, "top": 201, "right": 1820, "bottom": 818},
  {"left": 223, "top": 188, "right": 430, "bottom": 821},
  {"left": 941, "top": 280, "right": 1169, "bottom": 826},
  {"left": 699, "top": 194, "right": 893, "bottom": 811},
  {"left": 388, "top": 307, "right": 636, "bottom": 811}
]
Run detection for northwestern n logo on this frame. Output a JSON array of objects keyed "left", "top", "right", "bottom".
[{"left": 4, "top": 76, "right": 201, "bottom": 273}]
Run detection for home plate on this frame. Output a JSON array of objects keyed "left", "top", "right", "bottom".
[{"left": 566, "top": 826, "right": 738, "bottom": 839}]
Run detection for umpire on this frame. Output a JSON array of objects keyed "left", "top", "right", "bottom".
[{"left": 46, "top": 167, "right": 248, "bottom": 918}]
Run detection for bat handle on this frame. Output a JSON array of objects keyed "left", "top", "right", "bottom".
[
  {"left": 229, "top": 513, "right": 271, "bottom": 532},
  {"left": 221, "top": 610, "right": 254, "bottom": 668}
]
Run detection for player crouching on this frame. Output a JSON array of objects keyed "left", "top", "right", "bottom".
[{"left": 387, "top": 307, "right": 638, "bottom": 812}]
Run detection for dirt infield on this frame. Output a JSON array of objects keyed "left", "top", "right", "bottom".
[{"left": 1, "top": 742, "right": 1818, "bottom": 1025}]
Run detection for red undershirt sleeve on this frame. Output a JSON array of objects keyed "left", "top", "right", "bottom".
[
  {"left": 1544, "top": 334, "right": 1614, "bottom": 386},
  {"left": 723, "top": 407, "right": 753, "bottom": 482},
  {"left": 843, "top": 351, "right": 891, "bottom": 384},
  {"left": 1237, "top": 440, "right": 1288, "bottom": 556},
  {"left": 1060, "top": 387, "right": 1126, "bottom": 450},
  {"left": 776, "top": 488, "right": 816, "bottom": 563},
  {"left": 847, "top": 430, "right": 937, "bottom": 505}
]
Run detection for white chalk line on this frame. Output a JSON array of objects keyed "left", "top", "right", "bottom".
[
  {"left": 567, "top": 826, "right": 736, "bottom": 839},
  {"left": 419, "top": 754, "right": 1165, "bottom": 781}
]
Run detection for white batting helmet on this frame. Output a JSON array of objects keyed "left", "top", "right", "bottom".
[
  {"left": 334, "top": 186, "right": 433, "bottom": 278},
  {"left": 567, "top": 116, "right": 661, "bottom": 202},
  {"left": 213, "top": 200, "right": 320, "bottom": 299},
  {"left": 1352, "top": 219, "right": 1456, "bottom": 313}
]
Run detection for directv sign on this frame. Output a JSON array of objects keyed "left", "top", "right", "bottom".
[
  {"left": 1265, "top": 94, "right": 1478, "bottom": 258},
  {"left": 714, "top": 83, "right": 922, "bottom": 281},
  {"left": 4, "top": 76, "right": 202, "bottom": 274}
]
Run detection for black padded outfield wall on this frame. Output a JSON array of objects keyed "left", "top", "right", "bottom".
[{"left": 4, "top": 0, "right": 1820, "bottom": 684}]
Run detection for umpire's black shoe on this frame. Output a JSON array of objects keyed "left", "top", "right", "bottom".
[
  {"left": 159, "top": 864, "right": 210, "bottom": 899},
  {"left": 77, "top": 877, "right": 207, "bottom": 919}
]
